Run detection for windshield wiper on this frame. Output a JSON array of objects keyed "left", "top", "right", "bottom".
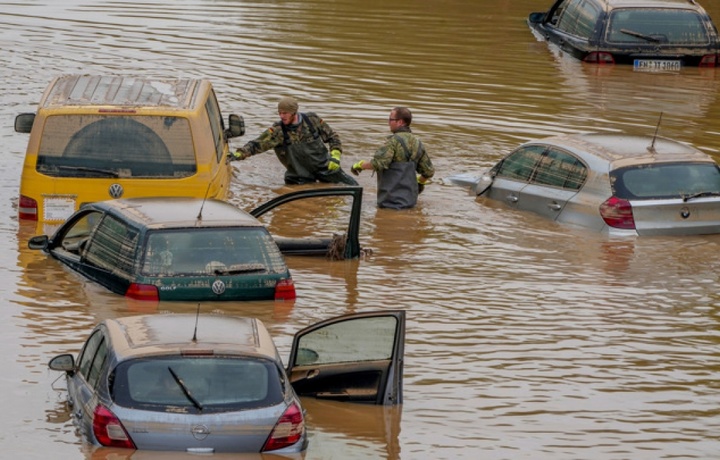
[
  {"left": 683, "top": 191, "right": 720, "bottom": 202},
  {"left": 42, "top": 165, "right": 120, "bottom": 178},
  {"left": 167, "top": 367, "right": 203, "bottom": 411},
  {"left": 214, "top": 263, "right": 267, "bottom": 275},
  {"left": 619, "top": 28, "right": 662, "bottom": 43}
]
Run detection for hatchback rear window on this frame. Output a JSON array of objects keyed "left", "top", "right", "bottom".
[
  {"left": 141, "top": 227, "right": 287, "bottom": 276},
  {"left": 111, "top": 356, "right": 284, "bottom": 413},
  {"left": 611, "top": 163, "right": 720, "bottom": 199},
  {"left": 607, "top": 9, "right": 710, "bottom": 45},
  {"left": 36, "top": 115, "right": 197, "bottom": 178}
]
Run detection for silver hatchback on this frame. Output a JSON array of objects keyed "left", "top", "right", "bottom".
[
  {"left": 48, "top": 311, "right": 405, "bottom": 454},
  {"left": 449, "top": 133, "right": 720, "bottom": 236}
]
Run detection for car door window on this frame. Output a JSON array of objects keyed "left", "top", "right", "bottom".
[
  {"left": 56, "top": 210, "right": 103, "bottom": 255},
  {"left": 496, "top": 145, "right": 546, "bottom": 182},
  {"left": 77, "top": 330, "right": 103, "bottom": 380},
  {"left": 556, "top": 0, "right": 600, "bottom": 38},
  {"left": 532, "top": 148, "right": 587, "bottom": 190},
  {"left": 86, "top": 337, "right": 108, "bottom": 389},
  {"left": 84, "top": 215, "right": 139, "bottom": 276}
]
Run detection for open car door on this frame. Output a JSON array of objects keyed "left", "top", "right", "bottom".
[{"left": 287, "top": 310, "right": 405, "bottom": 405}]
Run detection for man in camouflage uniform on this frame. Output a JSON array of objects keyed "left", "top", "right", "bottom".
[
  {"left": 231, "top": 97, "right": 358, "bottom": 186},
  {"left": 351, "top": 107, "right": 434, "bottom": 209}
]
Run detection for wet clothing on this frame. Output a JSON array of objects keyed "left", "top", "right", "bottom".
[
  {"left": 371, "top": 126, "right": 434, "bottom": 209},
  {"left": 239, "top": 112, "right": 358, "bottom": 185}
]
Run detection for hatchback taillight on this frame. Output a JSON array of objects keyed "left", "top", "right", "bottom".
[
  {"left": 92, "top": 405, "right": 136, "bottom": 449},
  {"left": 584, "top": 52, "right": 614, "bottom": 64},
  {"left": 18, "top": 195, "right": 38, "bottom": 220},
  {"left": 699, "top": 53, "right": 718, "bottom": 67},
  {"left": 262, "top": 402, "right": 304, "bottom": 452},
  {"left": 274, "top": 278, "right": 296, "bottom": 301},
  {"left": 599, "top": 196, "right": 636, "bottom": 229},
  {"left": 125, "top": 283, "right": 159, "bottom": 301}
]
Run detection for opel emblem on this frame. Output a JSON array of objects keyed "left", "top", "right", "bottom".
[
  {"left": 680, "top": 207, "right": 690, "bottom": 219},
  {"left": 191, "top": 424, "right": 210, "bottom": 440},
  {"left": 212, "top": 279, "right": 226, "bottom": 295},
  {"left": 108, "top": 183, "right": 124, "bottom": 199}
]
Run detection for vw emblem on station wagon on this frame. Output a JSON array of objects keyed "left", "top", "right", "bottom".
[
  {"left": 680, "top": 207, "right": 691, "bottom": 219},
  {"left": 108, "top": 183, "right": 124, "bottom": 199},
  {"left": 191, "top": 424, "right": 210, "bottom": 440},
  {"left": 212, "top": 279, "right": 226, "bottom": 295}
]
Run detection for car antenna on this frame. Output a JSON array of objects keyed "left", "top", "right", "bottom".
[
  {"left": 648, "top": 111, "right": 663, "bottom": 154},
  {"left": 192, "top": 303, "right": 200, "bottom": 342},
  {"left": 196, "top": 181, "right": 213, "bottom": 221}
]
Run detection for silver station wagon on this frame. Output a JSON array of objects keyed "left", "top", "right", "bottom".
[
  {"left": 48, "top": 311, "right": 405, "bottom": 454},
  {"left": 449, "top": 133, "right": 720, "bottom": 236}
]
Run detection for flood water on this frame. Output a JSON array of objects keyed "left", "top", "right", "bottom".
[{"left": 2, "top": 0, "right": 720, "bottom": 459}]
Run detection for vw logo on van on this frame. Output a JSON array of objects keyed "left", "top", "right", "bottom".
[
  {"left": 212, "top": 280, "right": 226, "bottom": 295},
  {"left": 108, "top": 183, "right": 124, "bottom": 199}
]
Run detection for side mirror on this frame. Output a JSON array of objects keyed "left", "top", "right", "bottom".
[
  {"left": 15, "top": 113, "right": 35, "bottom": 133},
  {"left": 48, "top": 353, "right": 76, "bottom": 374},
  {"left": 528, "top": 12, "right": 545, "bottom": 24},
  {"left": 226, "top": 114, "right": 245, "bottom": 138},
  {"left": 28, "top": 235, "right": 49, "bottom": 250},
  {"left": 473, "top": 174, "right": 494, "bottom": 196}
]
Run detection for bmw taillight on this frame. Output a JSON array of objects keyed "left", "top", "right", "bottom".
[
  {"left": 699, "top": 54, "right": 718, "bottom": 67},
  {"left": 584, "top": 52, "right": 614, "bottom": 64},
  {"left": 262, "top": 402, "right": 304, "bottom": 452},
  {"left": 92, "top": 405, "right": 136, "bottom": 449},
  {"left": 125, "top": 283, "right": 159, "bottom": 301},
  {"left": 274, "top": 278, "right": 296, "bottom": 301},
  {"left": 599, "top": 196, "right": 636, "bottom": 229},
  {"left": 18, "top": 195, "right": 38, "bottom": 220}
]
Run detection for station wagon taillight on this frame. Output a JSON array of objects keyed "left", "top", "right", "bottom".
[
  {"left": 262, "top": 402, "right": 304, "bottom": 452},
  {"left": 599, "top": 196, "right": 636, "bottom": 229},
  {"left": 699, "top": 54, "right": 718, "bottom": 67},
  {"left": 274, "top": 278, "right": 296, "bottom": 301},
  {"left": 125, "top": 283, "right": 159, "bottom": 301},
  {"left": 584, "top": 52, "right": 615, "bottom": 64},
  {"left": 18, "top": 195, "right": 38, "bottom": 220},
  {"left": 92, "top": 405, "right": 136, "bottom": 449}
]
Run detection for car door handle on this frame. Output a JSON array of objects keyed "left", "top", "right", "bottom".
[
  {"left": 547, "top": 202, "right": 562, "bottom": 211},
  {"left": 506, "top": 194, "right": 519, "bottom": 203},
  {"left": 73, "top": 409, "right": 83, "bottom": 419}
]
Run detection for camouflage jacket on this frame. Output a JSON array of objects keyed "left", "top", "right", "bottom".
[
  {"left": 371, "top": 126, "right": 435, "bottom": 178},
  {"left": 241, "top": 112, "right": 342, "bottom": 156}
]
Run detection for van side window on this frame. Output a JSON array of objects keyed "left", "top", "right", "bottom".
[
  {"left": 496, "top": 145, "right": 546, "bottom": 182},
  {"left": 205, "top": 90, "right": 226, "bottom": 163}
]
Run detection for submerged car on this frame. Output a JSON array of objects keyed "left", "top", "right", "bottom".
[
  {"left": 447, "top": 133, "right": 720, "bottom": 236},
  {"left": 48, "top": 310, "right": 405, "bottom": 453},
  {"left": 27, "top": 187, "right": 363, "bottom": 301},
  {"left": 528, "top": 0, "right": 720, "bottom": 69}
]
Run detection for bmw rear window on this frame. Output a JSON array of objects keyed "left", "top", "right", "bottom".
[
  {"left": 611, "top": 162, "right": 720, "bottom": 199},
  {"left": 607, "top": 9, "right": 710, "bottom": 45},
  {"left": 111, "top": 356, "right": 284, "bottom": 413}
]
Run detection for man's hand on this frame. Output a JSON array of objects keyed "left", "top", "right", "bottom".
[
  {"left": 418, "top": 175, "right": 430, "bottom": 194},
  {"left": 328, "top": 149, "right": 342, "bottom": 171},
  {"left": 230, "top": 148, "right": 251, "bottom": 161},
  {"left": 351, "top": 160, "right": 365, "bottom": 176}
]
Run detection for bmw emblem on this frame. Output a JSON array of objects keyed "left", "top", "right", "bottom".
[
  {"left": 680, "top": 207, "right": 690, "bottom": 219},
  {"left": 108, "top": 183, "right": 124, "bottom": 199},
  {"left": 212, "top": 279, "right": 226, "bottom": 295}
]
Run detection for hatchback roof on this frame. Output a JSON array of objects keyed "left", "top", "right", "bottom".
[
  {"left": 92, "top": 197, "right": 264, "bottom": 229},
  {"left": 40, "top": 74, "right": 205, "bottom": 110},
  {"left": 104, "top": 314, "right": 279, "bottom": 362},
  {"left": 605, "top": 0, "right": 709, "bottom": 8}
]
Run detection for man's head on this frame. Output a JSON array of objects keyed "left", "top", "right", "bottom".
[
  {"left": 388, "top": 106, "right": 412, "bottom": 133},
  {"left": 278, "top": 97, "right": 299, "bottom": 125}
]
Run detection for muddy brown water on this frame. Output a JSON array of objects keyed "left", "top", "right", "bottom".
[{"left": 2, "top": 1, "right": 720, "bottom": 459}]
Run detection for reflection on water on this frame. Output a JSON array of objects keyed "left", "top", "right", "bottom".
[{"left": 2, "top": 0, "right": 720, "bottom": 459}]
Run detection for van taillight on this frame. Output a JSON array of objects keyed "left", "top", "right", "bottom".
[
  {"left": 599, "top": 196, "right": 636, "bottom": 229},
  {"left": 262, "top": 402, "right": 304, "bottom": 452},
  {"left": 125, "top": 283, "right": 159, "bottom": 301},
  {"left": 275, "top": 278, "right": 296, "bottom": 300},
  {"left": 18, "top": 195, "right": 38, "bottom": 220},
  {"left": 92, "top": 405, "right": 136, "bottom": 449},
  {"left": 584, "top": 52, "right": 614, "bottom": 64},
  {"left": 699, "top": 54, "right": 718, "bottom": 67}
]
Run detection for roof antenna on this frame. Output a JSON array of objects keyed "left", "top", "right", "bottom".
[
  {"left": 196, "top": 181, "right": 213, "bottom": 221},
  {"left": 648, "top": 112, "right": 663, "bottom": 153},
  {"left": 192, "top": 303, "right": 200, "bottom": 342}
]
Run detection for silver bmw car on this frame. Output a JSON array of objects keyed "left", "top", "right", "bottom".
[
  {"left": 449, "top": 133, "right": 720, "bottom": 236},
  {"left": 48, "top": 311, "right": 405, "bottom": 454}
]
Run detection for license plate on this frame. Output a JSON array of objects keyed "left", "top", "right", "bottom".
[
  {"left": 43, "top": 196, "right": 76, "bottom": 221},
  {"left": 633, "top": 59, "right": 682, "bottom": 71}
]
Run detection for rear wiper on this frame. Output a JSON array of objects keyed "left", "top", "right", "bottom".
[
  {"left": 683, "top": 191, "right": 720, "bottom": 202},
  {"left": 214, "top": 263, "right": 266, "bottom": 275},
  {"left": 44, "top": 165, "right": 120, "bottom": 178},
  {"left": 167, "top": 367, "right": 203, "bottom": 411},
  {"left": 619, "top": 28, "right": 662, "bottom": 43}
]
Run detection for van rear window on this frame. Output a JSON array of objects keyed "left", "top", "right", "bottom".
[{"left": 36, "top": 115, "right": 197, "bottom": 178}]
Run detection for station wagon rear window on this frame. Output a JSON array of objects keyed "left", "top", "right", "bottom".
[
  {"left": 607, "top": 9, "right": 710, "bottom": 45},
  {"left": 36, "top": 115, "right": 197, "bottom": 178},
  {"left": 611, "top": 163, "right": 720, "bottom": 199}
]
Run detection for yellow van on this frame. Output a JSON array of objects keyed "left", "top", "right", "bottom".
[{"left": 14, "top": 74, "right": 245, "bottom": 222}]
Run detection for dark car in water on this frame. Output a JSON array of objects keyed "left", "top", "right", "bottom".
[{"left": 528, "top": 0, "right": 720, "bottom": 69}]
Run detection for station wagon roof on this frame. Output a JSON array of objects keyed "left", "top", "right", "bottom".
[
  {"left": 96, "top": 197, "right": 264, "bottom": 229},
  {"left": 105, "top": 314, "right": 280, "bottom": 361},
  {"left": 40, "top": 74, "right": 205, "bottom": 110},
  {"left": 531, "top": 133, "right": 714, "bottom": 168}
]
